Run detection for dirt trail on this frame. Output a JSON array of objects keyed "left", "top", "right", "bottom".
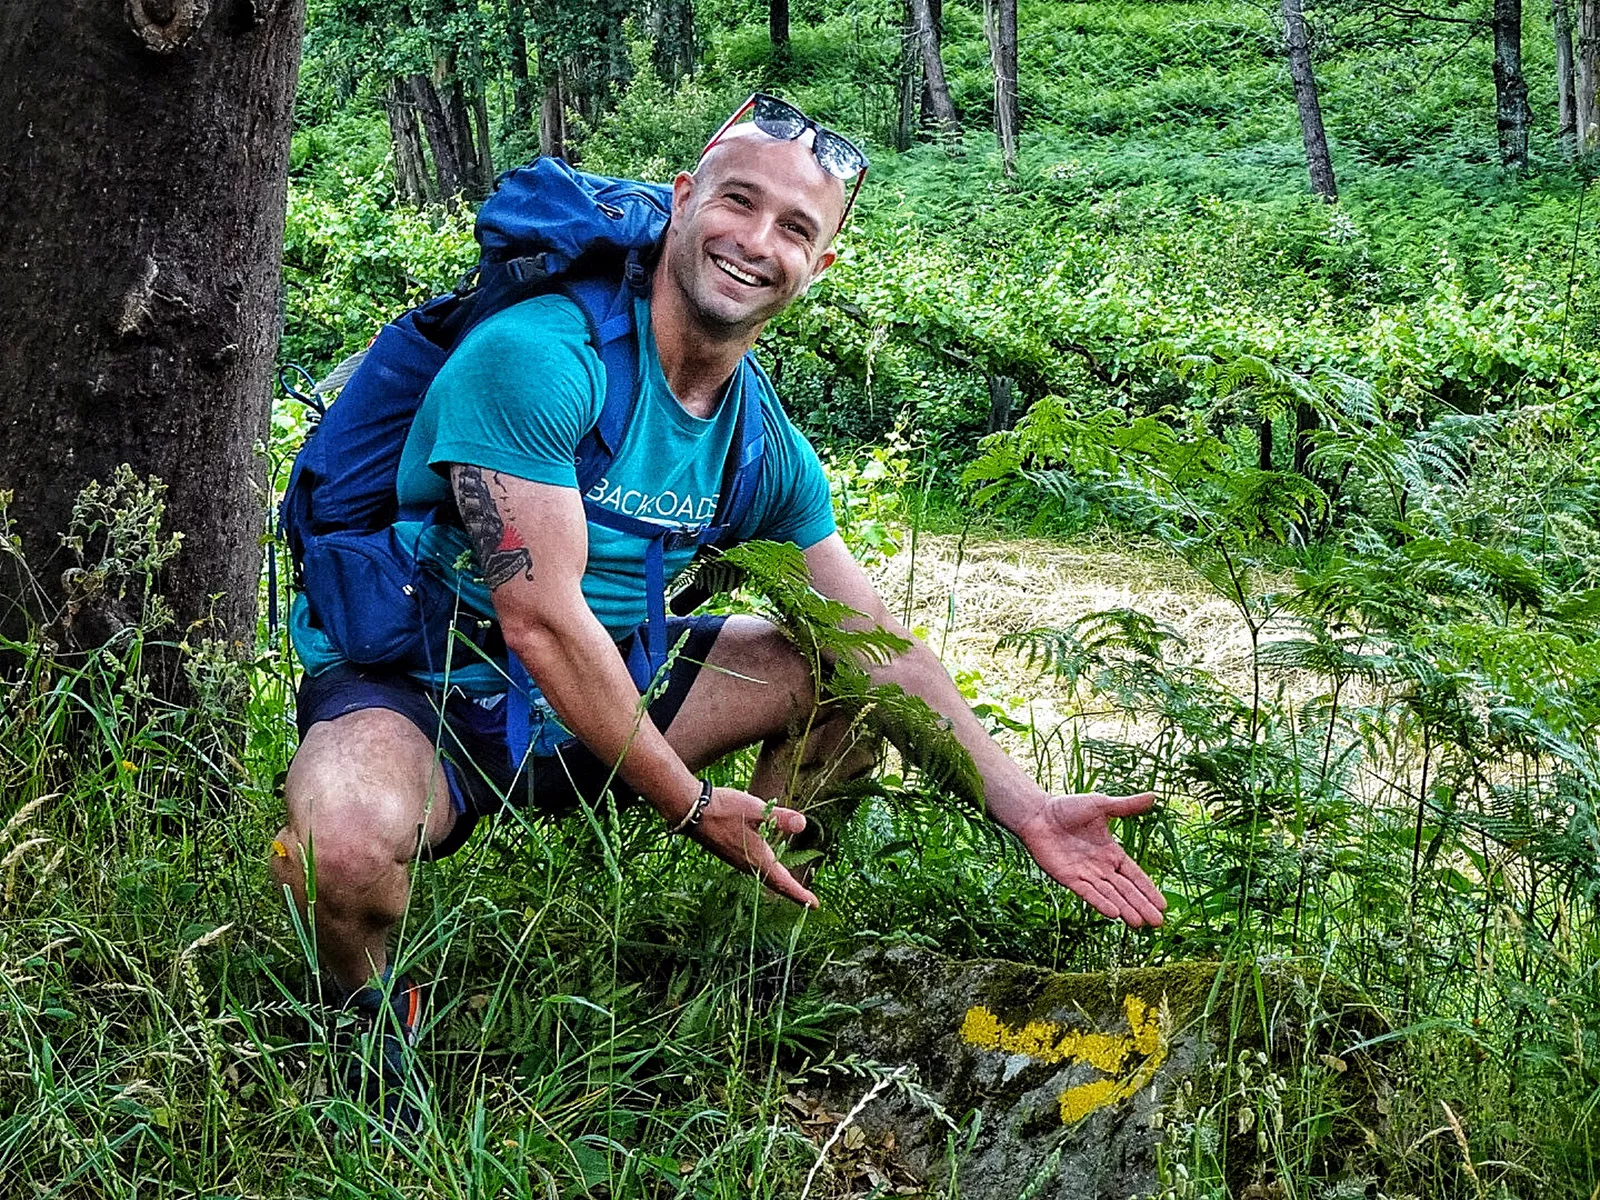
[{"left": 862, "top": 533, "right": 1309, "bottom": 766}]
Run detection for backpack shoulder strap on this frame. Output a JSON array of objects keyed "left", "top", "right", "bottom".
[
  {"left": 710, "top": 353, "right": 770, "bottom": 546},
  {"left": 561, "top": 274, "right": 640, "bottom": 494}
]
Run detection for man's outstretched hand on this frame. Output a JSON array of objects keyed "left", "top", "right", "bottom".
[{"left": 1012, "top": 791, "right": 1167, "bottom": 928}]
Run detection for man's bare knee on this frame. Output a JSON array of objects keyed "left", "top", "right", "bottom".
[{"left": 275, "top": 708, "right": 455, "bottom": 902}]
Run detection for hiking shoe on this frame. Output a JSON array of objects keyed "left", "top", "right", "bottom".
[{"left": 337, "top": 970, "right": 426, "bottom": 1138}]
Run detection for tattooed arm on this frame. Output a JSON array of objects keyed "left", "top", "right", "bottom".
[{"left": 448, "top": 464, "right": 705, "bottom": 820}]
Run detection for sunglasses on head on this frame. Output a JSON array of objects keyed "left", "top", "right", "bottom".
[{"left": 700, "top": 93, "right": 870, "bottom": 232}]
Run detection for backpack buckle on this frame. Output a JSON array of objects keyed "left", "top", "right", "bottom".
[{"left": 663, "top": 525, "right": 705, "bottom": 552}]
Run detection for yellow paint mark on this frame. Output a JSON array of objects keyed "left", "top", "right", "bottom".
[
  {"left": 1058, "top": 1077, "right": 1120, "bottom": 1124},
  {"left": 270, "top": 840, "right": 289, "bottom": 858},
  {"left": 960, "top": 992, "right": 1170, "bottom": 1127}
]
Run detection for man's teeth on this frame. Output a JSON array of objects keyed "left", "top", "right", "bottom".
[{"left": 714, "top": 256, "right": 765, "bottom": 286}]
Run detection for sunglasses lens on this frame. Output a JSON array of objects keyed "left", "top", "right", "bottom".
[
  {"left": 751, "top": 94, "right": 807, "bottom": 140},
  {"left": 813, "top": 130, "right": 868, "bottom": 179}
]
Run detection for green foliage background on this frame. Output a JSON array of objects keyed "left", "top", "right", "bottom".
[{"left": 5, "top": 0, "right": 1600, "bottom": 1197}]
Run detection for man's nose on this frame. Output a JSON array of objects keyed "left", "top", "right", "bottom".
[{"left": 732, "top": 213, "right": 779, "bottom": 261}]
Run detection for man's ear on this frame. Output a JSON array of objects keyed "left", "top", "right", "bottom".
[
  {"left": 670, "top": 170, "right": 696, "bottom": 214},
  {"left": 800, "top": 249, "right": 838, "bottom": 296}
]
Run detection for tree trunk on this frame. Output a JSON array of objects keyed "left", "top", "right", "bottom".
[
  {"left": 1293, "top": 402, "right": 1317, "bottom": 476},
  {"left": 1492, "top": 0, "right": 1531, "bottom": 170},
  {"left": 436, "top": 56, "right": 485, "bottom": 200},
  {"left": 407, "top": 72, "right": 468, "bottom": 201},
  {"left": 387, "top": 78, "right": 434, "bottom": 206},
  {"left": 0, "top": 0, "right": 305, "bottom": 651},
  {"left": 472, "top": 80, "right": 495, "bottom": 193},
  {"left": 908, "top": 0, "right": 959, "bottom": 134},
  {"left": 1283, "top": 0, "right": 1338, "bottom": 201},
  {"left": 652, "top": 0, "right": 695, "bottom": 83},
  {"left": 506, "top": 0, "right": 534, "bottom": 133},
  {"left": 1259, "top": 416, "right": 1274, "bottom": 473},
  {"left": 984, "top": 0, "right": 1020, "bottom": 174},
  {"left": 897, "top": 1, "right": 922, "bottom": 150},
  {"left": 770, "top": 0, "right": 789, "bottom": 50},
  {"left": 1557, "top": 0, "right": 1579, "bottom": 153},
  {"left": 538, "top": 47, "right": 568, "bottom": 160},
  {"left": 1580, "top": 0, "right": 1600, "bottom": 151},
  {"left": 986, "top": 375, "right": 1016, "bottom": 434}
]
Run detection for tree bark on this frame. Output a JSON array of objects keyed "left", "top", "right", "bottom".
[
  {"left": 538, "top": 41, "right": 568, "bottom": 160},
  {"left": 471, "top": 78, "right": 495, "bottom": 193},
  {"left": 407, "top": 72, "right": 467, "bottom": 200},
  {"left": 897, "top": 1, "right": 922, "bottom": 150},
  {"left": 651, "top": 0, "right": 695, "bottom": 83},
  {"left": 1492, "top": 0, "right": 1531, "bottom": 170},
  {"left": 1580, "top": 0, "right": 1600, "bottom": 151},
  {"left": 986, "top": 375, "right": 1016, "bottom": 434},
  {"left": 506, "top": 0, "right": 534, "bottom": 133},
  {"left": 435, "top": 55, "right": 485, "bottom": 200},
  {"left": 1556, "top": 0, "right": 1579, "bottom": 153},
  {"left": 1283, "top": 0, "right": 1338, "bottom": 201},
  {"left": 770, "top": 0, "right": 789, "bottom": 50},
  {"left": 0, "top": 0, "right": 305, "bottom": 650},
  {"left": 908, "top": 0, "right": 959, "bottom": 134},
  {"left": 386, "top": 78, "right": 434, "bottom": 206},
  {"left": 984, "top": 0, "right": 1020, "bottom": 174}
]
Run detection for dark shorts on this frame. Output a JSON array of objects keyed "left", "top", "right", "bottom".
[{"left": 294, "top": 615, "right": 727, "bottom": 858}]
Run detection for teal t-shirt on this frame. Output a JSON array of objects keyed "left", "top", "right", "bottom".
[{"left": 290, "top": 293, "right": 836, "bottom": 692}]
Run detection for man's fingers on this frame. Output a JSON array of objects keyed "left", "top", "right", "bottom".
[
  {"left": 1108, "top": 866, "right": 1163, "bottom": 927},
  {"left": 752, "top": 841, "right": 819, "bottom": 908},
  {"left": 763, "top": 803, "right": 808, "bottom": 839},
  {"left": 1100, "top": 791, "right": 1158, "bottom": 818},
  {"left": 1066, "top": 871, "right": 1122, "bottom": 921},
  {"left": 1119, "top": 857, "right": 1167, "bottom": 912}
]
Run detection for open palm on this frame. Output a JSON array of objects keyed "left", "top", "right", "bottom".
[{"left": 1013, "top": 792, "right": 1167, "bottom": 928}]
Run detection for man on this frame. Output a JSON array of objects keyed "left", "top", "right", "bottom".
[{"left": 272, "top": 95, "right": 1165, "bottom": 1126}]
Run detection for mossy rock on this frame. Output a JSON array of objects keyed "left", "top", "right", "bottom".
[{"left": 809, "top": 945, "right": 1390, "bottom": 1199}]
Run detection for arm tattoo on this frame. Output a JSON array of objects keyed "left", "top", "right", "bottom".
[{"left": 453, "top": 466, "right": 534, "bottom": 590}]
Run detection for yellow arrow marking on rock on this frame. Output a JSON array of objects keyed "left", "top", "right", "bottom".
[{"left": 959, "top": 993, "right": 1169, "bottom": 1125}]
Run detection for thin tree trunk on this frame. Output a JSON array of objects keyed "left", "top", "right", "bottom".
[
  {"left": 386, "top": 78, "right": 434, "bottom": 206},
  {"left": 897, "top": 0, "right": 922, "bottom": 150},
  {"left": 407, "top": 72, "right": 467, "bottom": 202},
  {"left": 1283, "top": 0, "right": 1338, "bottom": 200},
  {"left": 1579, "top": 0, "right": 1600, "bottom": 151},
  {"left": 1556, "top": 0, "right": 1579, "bottom": 152},
  {"left": 918, "top": 0, "right": 946, "bottom": 128},
  {"left": 986, "top": 375, "right": 1016, "bottom": 434},
  {"left": 984, "top": 0, "right": 1020, "bottom": 174},
  {"left": 472, "top": 81, "right": 495, "bottom": 193},
  {"left": 770, "top": 0, "right": 789, "bottom": 50},
  {"left": 1259, "top": 416, "right": 1274, "bottom": 473},
  {"left": 1493, "top": 0, "right": 1532, "bottom": 170},
  {"left": 436, "top": 56, "right": 485, "bottom": 201},
  {"left": 0, "top": 0, "right": 306, "bottom": 651},
  {"left": 908, "top": 0, "right": 959, "bottom": 134},
  {"left": 538, "top": 40, "right": 568, "bottom": 160},
  {"left": 1293, "top": 402, "right": 1317, "bottom": 476},
  {"left": 507, "top": 0, "right": 534, "bottom": 133}
]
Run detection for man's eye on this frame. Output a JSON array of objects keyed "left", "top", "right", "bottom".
[
  {"left": 726, "top": 191, "right": 753, "bottom": 208},
  {"left": 784, "top": 222, "right": 815, "bottom": 242}
]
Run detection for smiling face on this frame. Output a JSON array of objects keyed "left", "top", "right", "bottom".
[{"left": 659, "top": 124, "right": 846, "bottom": 339}]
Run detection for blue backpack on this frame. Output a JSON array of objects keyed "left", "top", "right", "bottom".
[{"left": 280, "top": 158, "right": 767, "bottom": 762}]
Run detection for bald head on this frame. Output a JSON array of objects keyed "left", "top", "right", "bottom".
[{"left": 692, "top": 123, "right": 849, "bottom": 241}]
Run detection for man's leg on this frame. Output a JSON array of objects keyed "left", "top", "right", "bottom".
[
  {"left": 269, "top": 707, "right": 458, "bottom": 993},
  {"left": 662, "top": 614, "right": 881, "bottom": 846}
]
